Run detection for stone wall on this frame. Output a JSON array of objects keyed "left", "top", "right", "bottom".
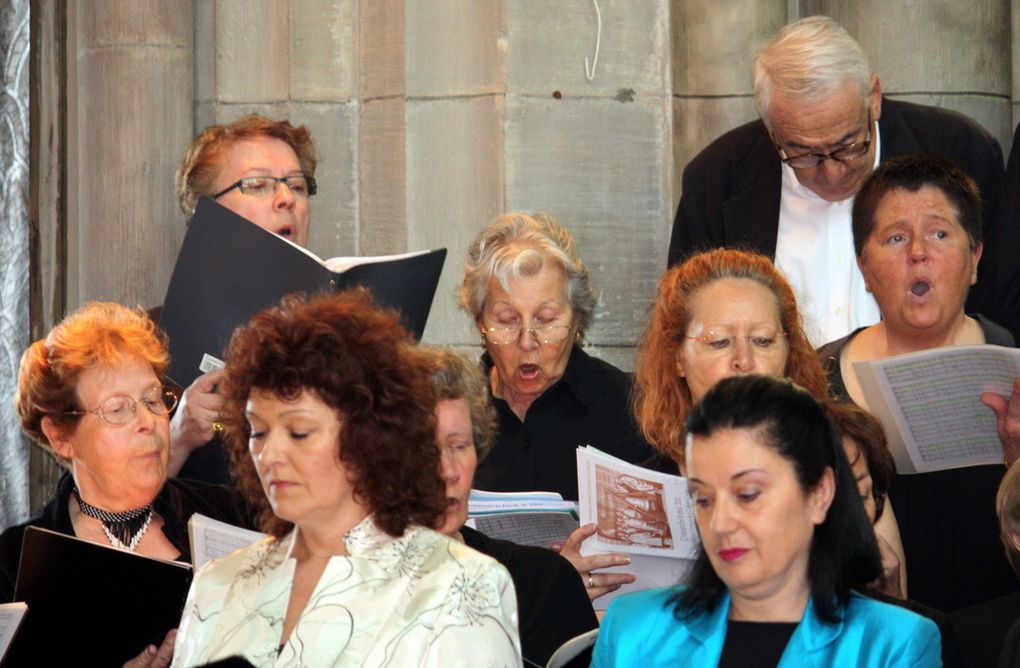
[{"left": 59, "top": 0, "right": 1016, "bottom": 367}]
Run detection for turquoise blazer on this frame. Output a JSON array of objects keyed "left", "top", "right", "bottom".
[{"left": 592, "top": 587, "right": 941, "bottom": 668}]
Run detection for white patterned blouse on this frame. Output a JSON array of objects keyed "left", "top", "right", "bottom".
[{"left": 171, "top": 515, "right": 521, "bottom": 667}]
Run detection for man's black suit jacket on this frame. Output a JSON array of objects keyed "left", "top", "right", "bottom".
[{"left": 667, "top": 98, "right": 1012, "bottom": 329}]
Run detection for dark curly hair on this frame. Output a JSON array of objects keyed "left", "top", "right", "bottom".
[{"left": 219, "top": 289, "right": 446, "bottom": 538}]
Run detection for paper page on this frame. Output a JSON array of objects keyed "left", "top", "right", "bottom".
[
  {"left": 469, "top": 489, "right": 565, "bottom": 502},
  {"left": 854, "top": 344, "right": 1020, "bottom": 473},
  {"left": 0, "top": 602, "right": 27, "bottom": 661},
  {"left": 470, "top": 511, "right": 580, "bottom": 548},
  {"left": 469, "top": 490, "right": 577, "bottom": 516},
  {"left": 590, "top": 554, "right": 694, "bottom": 611},
  {"left": 188, "top": 513, "right": 267, "bottom": 570},
  {"left": 576, "top": 446, "right": 699, "bottom": 559},
  {"left": 469, "top": 502, "right": 579, "bottom": 517},
  {"left": 323, "top": 249, "right": 429, "bottom": 273}
]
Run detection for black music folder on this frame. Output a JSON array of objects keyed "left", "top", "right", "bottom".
[
  {"left": 160, "top": 197, "right": 447, "bottom": 388},
  {"left": 6, "top": 526, "right": 193, "bottom": 666}
]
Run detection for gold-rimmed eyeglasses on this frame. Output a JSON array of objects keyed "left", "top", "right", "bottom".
[
  {"left": 63, "top": 386, "right": 179, "bottom": 426},
  {"left": 683, "top": 331, "right": 787, "bottom": 355},
  {"left": 482, "top": 324, "right": 574, "bottom": 345}
]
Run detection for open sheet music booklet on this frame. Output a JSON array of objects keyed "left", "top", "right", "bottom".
[
  {"left": 576, "top": 446, "right": 699, "bottom": 609},
  {"left": 853, "top": 344, "right": 1020, "bottom": 474},
  {"left": 466, "top": 490, "right": 579, "bottom": 548},
  {"left": 0, "top": 602, "right": 27, "bottom": 662},
  {"left": 188, "top": 513, "right": 268, "bottom": 570},
  {"left": 160, "top": 197, "right": 447, "bottom": 388}
]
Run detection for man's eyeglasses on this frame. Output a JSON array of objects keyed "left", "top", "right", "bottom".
[
  {"left": 63, "top": 386, "right": 179, "bottom": 426},
  {"left": 775, "top": 109, "right": 873, "bottom": 169},
  {"left": 482, "top": 324, "right": 574, "bottom": 345},
  {"left": 213, "top": 175, "right": 317, "bottom": 199}
]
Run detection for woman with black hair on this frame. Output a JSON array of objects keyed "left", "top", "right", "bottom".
[{"left": 592, "top": 374, "right": 940, "bottom": 667}]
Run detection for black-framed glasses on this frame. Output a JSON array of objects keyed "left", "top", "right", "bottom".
[
  {"left": 213, "top": 175, "right": 317, "bottom": 199},
  {"left": 482, "top": 324, "right": 574, "bottom": 345},
  {"left": 63, "top": 386, "right": 179, "bottom": 426},
  {"left": 775, "top": 109, "right": 873, "bottom": 169}
]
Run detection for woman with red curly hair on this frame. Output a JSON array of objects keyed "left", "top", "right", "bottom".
[{"left": 172, "top": 290, "right": 520, "bottom": 667}]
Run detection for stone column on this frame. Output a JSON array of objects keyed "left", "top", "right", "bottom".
[
  {"left": 1012, "top": 0, "right": 1020, "bottom": 131},
  {"left": 195, "top": 0, "right": 359, "bottom": 260},
  {"left": 359, "top": 0, "right": 406, "bottom": 257},
  {"left": 671, "top": 0, "right": 787, "bottom": 195},
  {"left": 290, "top": 0, "right": 359, "bottom": 258},
  {"left": 500, "top": 0, "right": 672, "bottom": 369},
  {"left": 404, "top": 0, "right": 507, "bottom": 345},
  {"left": 1, "top": 0, "right": 30, "bottom": 526},
  {"left": 68, "top": 2, "right": 193, "bottom": 307}
]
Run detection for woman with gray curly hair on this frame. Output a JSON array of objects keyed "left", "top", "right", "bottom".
[{"left": 460, "top": 212, "right": 652, "bottom": 600}]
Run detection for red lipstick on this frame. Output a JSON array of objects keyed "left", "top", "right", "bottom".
[{"left": 719, "top": 548, "right": 748, "bottom": 562}]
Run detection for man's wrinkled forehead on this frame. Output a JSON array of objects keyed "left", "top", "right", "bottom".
[{"left": 765, "top": 84, "right": 869, "bottom": 150}]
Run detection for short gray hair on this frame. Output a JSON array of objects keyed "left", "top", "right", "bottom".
[
  {"left": 459, "top": 212, "right": 596, "bottom": 336},
  {"left": 753, "top": 16, "right": 872, "bottom": 125},
  {"left": 421, "top": 346, "right": 497, "bottom": 462}
]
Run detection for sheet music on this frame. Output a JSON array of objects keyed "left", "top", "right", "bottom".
[
  {"left": 189, "top": 514, "right": 267, "bottom": 570},
  {"left": 0, "top": 602, "right": 27, "bottom": 661},
  {"left": 471, "top": 512, "right": 579, "bottom": 548},
  {"left": 854, "top": 344, "right": 1020, "bottom": 473}
]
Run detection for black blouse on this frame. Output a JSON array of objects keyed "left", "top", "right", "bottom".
[
  {"left": 718, "top": 620, "right": 798, "bottom": 668},
  {"left": 474, "top": 345, "right": 653, "bottom": 501}
]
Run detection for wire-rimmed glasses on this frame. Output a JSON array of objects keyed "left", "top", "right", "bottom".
[
  {"left": 63, "top": 386, "right": 179, "bottom": 426},
  {"left": 482, "top": 324, "right": 574, "bottom": 345}
]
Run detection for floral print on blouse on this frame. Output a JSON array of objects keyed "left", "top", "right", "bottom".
[{"left": 171, "top": 516, "right": 521, "bottom": 667}]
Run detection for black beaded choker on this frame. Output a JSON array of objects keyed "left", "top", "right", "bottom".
[{"left": 72, "top": 487, "right": 153, "bottom": 551}]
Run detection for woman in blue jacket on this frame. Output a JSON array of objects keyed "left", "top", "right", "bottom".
[{"left": 593, "top": 374, "right": 940, "bottom": 667}]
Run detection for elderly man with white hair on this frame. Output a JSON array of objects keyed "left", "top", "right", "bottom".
[{"left": 668, "top": 15, "right": 1009, "bottom": 345}]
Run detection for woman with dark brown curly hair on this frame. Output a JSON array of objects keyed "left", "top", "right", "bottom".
[{"left": 171, "top": 290, "right": 520, "bottom": 667}]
